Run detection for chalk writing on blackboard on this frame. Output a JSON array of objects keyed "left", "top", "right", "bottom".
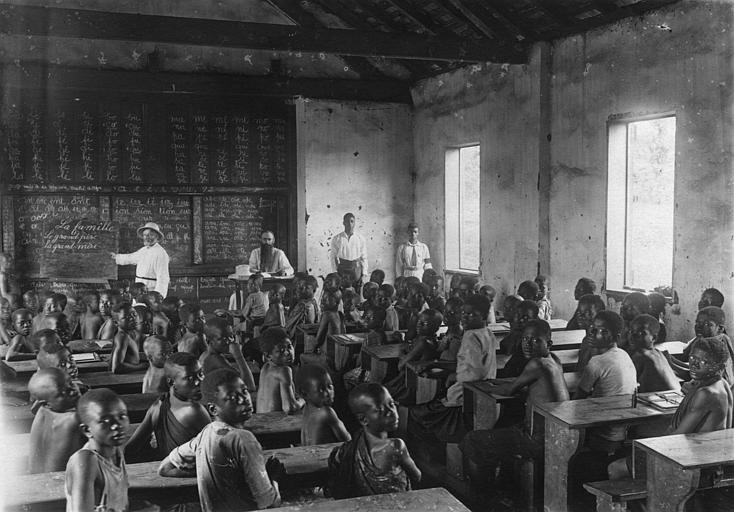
[
  {"left": 192, "top": 113, "right": 209, "bottom": 184},
  {"left": 28, "top": 108, "right": 45, "bottom": 182},
  {"left": 169, "top": 112, "right": 189, "bottom": 184},
  {"left": 40, "top": 218, "right": 117, "bottom": 281},
  {"left": 4, "top": 109, "right": 22, "bottom": 181},
  {"left": 80, "top": 110, "right": 96, "bottom": 181},
  {"left": 213, "top": 115, "right": 229, "bottom": 184},
  {"left": 232, "top": 115, "right": 249, "bottom": 184},
  {"left": 124, "top": 111, "right": 144, "bottom": 183},
  {"left": 102, "top": 111, "right": 120, "bottom": 182},
  {"left": 52, "top": 110, "right": 72, "bottom": 182}
]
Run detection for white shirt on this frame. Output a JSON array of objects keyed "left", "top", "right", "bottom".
[
  {"left": 329, "top": 231, "right": 368, "bottom": 277},
  {"left": 114, "top": 243, "right": 170, "bottom": 298},
  {"left": 444, "top": 327, "right": 498, "bottom": 407},
  {"left": 395, "top": 241, "right": 432, "bottom": 279},
  {"left": 248, "top": 247, "right": 294, "bottom": 276}
]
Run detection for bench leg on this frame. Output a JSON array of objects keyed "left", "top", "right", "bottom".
[
  {"left": 446, "top": 442, "right": 465, "bottom": 480},
  {"left": 594, "top": 495, "right": 629, "bottom": 512},
  {"left": 518, "top": 458, "right": 536, "bottom": 512}
]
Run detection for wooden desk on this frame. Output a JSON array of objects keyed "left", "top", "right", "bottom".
[
  {"left": 327, "top": 333, "right": 366, "bottom": 372},
  {"left": 66, "top": 339, "right": 113, "bottom": 353},
  {"left": 361, "top": 343, "right": 404, "bottom": 383},
  {"left": 7, "top": 442, "right": 340, "bottom": 509},
  {"left": 535, "top": 392, "right": 677, "bottom": 512},
  {"left": 269, "top": 487, "right": 470, "bottom": 512},
  {"left": 555, "top": 349, "right": 579, "bottom": 372},
  {"left": 2, "top": 370, "right": 146, "bottom": 396},
  {"left": 405, "top": 360, "right": 456, "bottom": 405},
  {"left": 656, "top": 341, "right": 687, "bottom": 356},
  {"left": 550, "top": 330, "right": 585, "bottom": 351},
  {"left": 5, "top": 354, "right": 111, "bottom": 376},
  {"left": 635, "top": 429, "right": 734, "bottom": 511}
]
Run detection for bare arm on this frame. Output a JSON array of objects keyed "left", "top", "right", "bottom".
[
  {"left": 398, "top": 338, "right": 430, "bottom": 370},
  {"left": 111, "top": 334, "right": 147, "bottom": 374},
  {"left": 5, "top": 334, "right": 32, "bottom": 360},
  {"left": 158, "top": 457, "right": 195, "bottom": 477},
  {"left": 326, "top": 408, "right": 351, "bottom": 442},
  {"left": 668, "top": 387, "right": 723, "bottom": 435},
  {"left": 125, "top": 401, "right": 159, "bottom": 455},
  {"left": 278, "top": 367, "right": 303, "bottom": 414},
  {"left": 396, "top": 438, "right": 421, "bottom": 484},
  {"left": 230, "top": 342, "right": 256, "bottom": 391},
  {"left": 28, "top": 411, "right": 45, "bottom": 474},
  {"left": 66, "top": 451, "right": 100, "bottom": 511},
  {"left": 508, "top": 359, "right": 543, "bottom": 395},
  {"left": 98, "top": 319, "right": 117, "bottom": 341}
]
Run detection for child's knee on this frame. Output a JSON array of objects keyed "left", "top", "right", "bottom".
[{"left": 607, "top": 457, "right": 630, "bottom": 480}]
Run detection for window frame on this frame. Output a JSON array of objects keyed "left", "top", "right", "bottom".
[
  {"left": 445, "top": 143, "right": 481, "bottom": 274},
  {"left": 605, "top": 111, "right": 677, "bottom": 295}
]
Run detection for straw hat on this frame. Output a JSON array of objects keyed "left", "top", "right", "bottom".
[
  {"left": 137, "top": 222, "right": 164, "bottom": 239},
  {"left": 228, "top": 264, "right": 252, "bottom": 280}
]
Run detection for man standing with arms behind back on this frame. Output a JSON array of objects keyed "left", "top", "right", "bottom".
[
  {"left": 330, "top": 213, "right": 368, "bottom": 292},
  {"left": 395, "top": 222, "right": 433, "bottom": 280}
]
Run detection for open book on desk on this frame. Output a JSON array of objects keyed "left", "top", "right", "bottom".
[{"left": 637, "top": 391, "right": 684, "bottom": 410}]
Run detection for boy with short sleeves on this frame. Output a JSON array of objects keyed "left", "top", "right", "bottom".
[{"left": 158, "top": 368, "right": 282, "bottom": 512}]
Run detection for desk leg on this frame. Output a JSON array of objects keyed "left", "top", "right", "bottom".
[
  {"left": 646, "top": 455, "right": 700, "bottom": 512},
  {"left": 544, "top": 419, "right": 582, "bottom": 512},
  {"left": 473, "top": 393, "right": 500, "bottom": 431}
]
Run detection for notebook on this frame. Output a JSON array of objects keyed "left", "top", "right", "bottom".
[
  {"left": 637, "top": 391, "right": 684, "bottom": 410},
  {"left": 72, "top": 352, "right": 100, "bottom": 363}
]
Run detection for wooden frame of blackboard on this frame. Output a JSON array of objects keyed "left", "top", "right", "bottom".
[{"left": 0, "top": 87, "right": 298, "bottom": 312}]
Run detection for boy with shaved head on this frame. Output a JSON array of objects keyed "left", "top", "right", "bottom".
[
  {"left": 142, "top": 335, "right": 173, "bottom": 394},
  {"left": 66, "top": 389, "right": 130, "bottom": 512},
  {"left": 28, "top": 367, "right": 84, "bottom": 473},
  {"left": 200, "top": 317, "right": 256, "bottom": 392},
  {"left": 5, "top": 308, "right": 35, "bottom": 360},
  {"left": 328, "top": 383, "right": 420, "bottom": 498},
  {"left": 127, "top": 352, "right": 210, "bottom": 462}
]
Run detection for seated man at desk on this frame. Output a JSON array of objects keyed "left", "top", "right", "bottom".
[{"left": 248, "top": 230, "right": 294, "bottom": 276}]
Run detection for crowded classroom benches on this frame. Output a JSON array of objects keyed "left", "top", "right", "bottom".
[
  {"left": 7, "top": 442, "right": 341, "bottom": 509},
  {"left": 2, "top": 369, "right": 147, "bottom": 396},
  {"left": 267, "top": 488, "right": 471, "bottom": 512},
  {"left": 4, "top": 353, "right": 111, "bottom": 376}
]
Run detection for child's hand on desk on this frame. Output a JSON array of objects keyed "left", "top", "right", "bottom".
[{"left": 266, "top": 456, "right": 287, "bottom": 481}]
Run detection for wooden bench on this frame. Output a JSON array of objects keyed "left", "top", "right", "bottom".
[
  {"left": 405, "top": 359, "right": 456, "bottom": 405},
  {"left": 2, "top": 370, "right": 147, "bottom": 396},
  {"left": 5, "top": 354, "right": 112, "bottom": 376},
  {"left": 583, "top": 478, "right": 647, "bottom": 511},
  {"left": 4, "top": 409, "right": 302, "bottom": 473},
  {"left": 6, "top": 442, "right": 341, "bottom": 509},
  {"left": 270, "top": 487, "right": 470, "bottom": 512}
]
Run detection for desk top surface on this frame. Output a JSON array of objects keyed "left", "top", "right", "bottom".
[
  {"left": 7, "top": 442, "right": 339, "bottom": 506},
  {"left": 535, "top": 392, "right": 677, "bottom": 428},
  {"left": 362, "top": 343, "right": 405, "bottom": 359},
  {"left": 550, "top": 330, "right": 585, "bottom": 347},
  {"left": 634, "top": 429, "right": 734, "bottom": 469},
  {"left": 270, "top": 488, "right": 470, "bottom": 512},
  {"left": 6, "top": 355, "right": 111, "bottom": 375},
  {"left": 329, "top": 333, "right": 367, "bottom": 346},
  {"left": 2, "top": 369, "right": 146, "bottom": 394}
]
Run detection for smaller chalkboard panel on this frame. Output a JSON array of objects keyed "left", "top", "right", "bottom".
[
  {"left": 168, "top": 276, "right": 198, "bottom": 303},
  {"left": 25, "top": 279, "right": 108, "bottom": 299},
  {"left": 40, "top": 219, "right": 119, "bottom": 282},
  {"left": 198, "top": 275, "right": 234, "bottom": 313}
]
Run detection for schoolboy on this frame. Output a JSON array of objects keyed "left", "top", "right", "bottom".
[
  {"left": 342, "top": 288, "right": 362, "bottom": 326},
  {"left": 22, "top": 289, "right": 39, "bottom": 316},
  {"left": 256, "top": 327, "right": 303, "bottom": 414},
  {"left": 479, "top": 284, "right": 496, "bottom": 324},
  {"left": 145, "top": 291, "right": 171, "bottom": 341},
  {"left": 110, "top": 302, "right": 148, "bottom": 374},
  {"left": 262, "top": 283, "right": 287, "bottom": 331},
  {"left": 409, "top": 294, "right": 498, "bottom": 442},
  {"left": 36, "top": 332, "right": 80, "bottom": 380},
  {"left": 328, "top": 383, "right": 420, "bottom": 498},
  {"left": 31, "top": 290, "right": 54, "bottom": 334},
  {"left": 534, "top": 274, "right": 553, "bottom": 321},
  {"left": 28, "top": 368, "right": 83, "bottom": 473},
  {"left": 376, "top": 283, "right": 399, "bottom": 332},
  {"left": 575, "top": 311, "right": 637, "bottom": 452},
  {"left": 438, "top": 298, "right": 464, "bottom": 361},
  {"left": 699, "top": 287, "right": 725, "bottom": 310},
  {"left": 142, "top": 335, "right": 173, "bottom": 394},
  {"left": 566, "top": 277, "right": 599, "bottom": 330},
  {"left": 127, "top": 352, "right": 210, "bottom": 462},
  {"left": 574, "top": 294, "right": 607, "bottom": 373},
  {"left": 161, "top": 296, "right": 182, "bottom": 343},
  {"left": 133, "top": 304, "right": 152, "bottom": 342},
  {"left": 314, "top": 288, "right": 344, "bottom": 353},
  {"left": 284, "top": 275, "right": 319, "bottom": 339},
  {"left": 199, "top": 317, "right": 256, "bottom": 391},
  {"left": 517, "top": 280, "right": 539, "bottom": 302},
  {"left": 343, "top": 308, "right": 388, "bottom": 389},
  {"left": 6, "top": 308, "right": 35, "bottom": 360},
  {"left": 500, "top": 294, "right": 523, "bottom": 326},
  {"left": 461, "top": 319, "right": 569, "bottom": 498},
  {"left": 297, "top": 364, "right": 351, "bottom": 445},
  {"left": 498, "top": 295, "right": 527, "bottom": 355},
  {"left": 369, "top": 269, "right": 385, "bottom": 286},
  {"left": 61, "top": 294, "right": 83, "bottom": 341},
  {"left": 98, "top": 289, "right": 121, "bottom": 341},
  {"left": 80, "top": 291, "right": 104, "bottom": 340},
  {"left": 129, "top": 282, "right": 147, "bottom": 306},
  {"left": 498, "top": 300, "right": 540, "bottom": 378},
  {"left": 619, "top": 292, "right": 650, "bottom": 350},
  {"left": 241, "top": 273, "right": 269, "bottom": 333},
  {"left": 457, "top": 276, "right": 479, "bottom": 300},
  {"left": 158, "top": 368, "right": 282, "bottom": 511},
  {"left": 43, "top": 311, "right": 72, "bottom": 345},
  {"left": 628, "top": 314, "right": 679, "bottom": 392},
  {"left": 426, "top": 275, "right": 446, "bottom": 314},
  {"left": 448, "top": 273, "right": 462, "bottom": 299},
  {"left": 647, "top": 292, "right": 668, "bottom": 344},
  {"left": 0, "top": 296, "right": 11, "bottom": 346},
  {"left": 359, "top": 281, "right": 379, "bottom": 311},
  {"left": 403, "top": 282, "right": 429, "bottom": 342},
  {"left": 65, "top": 388, "right": 130, "bottom": 512},
  {"left": 177, "top": 304, "right": 207, "bottom": 357}
]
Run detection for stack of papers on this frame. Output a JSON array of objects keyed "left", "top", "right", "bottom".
[
  {"left": 72, "top": 352, "right": 100, "bottom": 363},
  {"left": 638, "top": 391, "right": 684, "bottom": 410}
]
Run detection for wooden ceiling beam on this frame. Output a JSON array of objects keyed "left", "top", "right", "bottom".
[
  {"left": 441, "top": 0, "right": 500, "bottom": 40},
  {"left": 0, "top": 3, "right": 527, "bottom": 63},
  {"left": 4, "top": 64, "right": 414, "bottom": 103},
  {"left": 265, "top": 0, "right": 385, "bottom": 79},
  {"left": 471, "top": 1, "right": 529, "bottom": 41}
]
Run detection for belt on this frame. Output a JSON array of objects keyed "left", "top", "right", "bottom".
[
  {"left": 337, "top": 259, "right": 359, "bottom": 265},
  {"left": 136, "top": 275, "right": 157, "bottom": 281}
]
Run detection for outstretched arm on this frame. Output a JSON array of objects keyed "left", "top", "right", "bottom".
[
  {"left": 327, "top": 409, "right": 352, "bottom": 442},
  {"left": 279, "top": 367, "right": 304, "bottom": 414},
  {"left": 230, "top": 341, "right": 256, "bottom": 391}
]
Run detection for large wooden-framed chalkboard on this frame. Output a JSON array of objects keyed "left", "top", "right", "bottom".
[{"left": 0, "top": 88, "right": 296, "bottom": 312}]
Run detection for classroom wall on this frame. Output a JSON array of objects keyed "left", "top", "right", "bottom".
[
  {"left": 548, "top": 0, "right": 733, "bottom": 340},
  {"left": 297, "top": 99, "right": 414, "bottom": 283},
  {"left": 411, "top": 47, "right": 543, "bottom": 307}
]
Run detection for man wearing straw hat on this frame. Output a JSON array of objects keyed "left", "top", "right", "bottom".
[{"left": 110, "top": 222, "right": 171, "bottom": 298}]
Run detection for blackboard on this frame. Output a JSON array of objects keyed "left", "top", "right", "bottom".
[
  {"left": 167, "top": 276, "right": 198, "bottom": 303},
  {"left": 202, "top": 195, "right": 287, "bottom": 263},
  {"left": 40, "top": 219, "right": 119, "bottom": 281},
  {"left": 112, "top": 196, "right": 192, "bottom": 266},
  {"left": 13, "top": 195, "right": 101, "bottom": 276},
  {"left": 198, "top": 276, "right": 235, "bottom": 313},
  {"left": 24, "top": 279, "right": 108, "bottom": 299}
]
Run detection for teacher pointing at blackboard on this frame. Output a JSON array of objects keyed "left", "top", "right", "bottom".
[{"left": 110, "top": 222, "right": 171, "bottom": 298}]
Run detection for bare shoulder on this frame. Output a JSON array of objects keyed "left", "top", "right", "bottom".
[
  {"left": 390, "top": 437, "right": 407, "bottom": 453},
  {"left": 693, "top": 381, "right": 730, "bottom": 407},
  {"left": 67, "top": 449, "right": 99, "bottom": 476},
  {"left": 273, "top": 365, "right": 293, "bottom": 381}
]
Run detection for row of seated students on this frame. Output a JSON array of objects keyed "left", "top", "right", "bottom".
[{"left": 8, "top": 269, "right": 733, "bottom": 511}]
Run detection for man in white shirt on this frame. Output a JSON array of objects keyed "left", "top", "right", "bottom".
[
  {"left": 329, "top": 213, "right": 368, "bottom": 287},
  {"left": 395, "top": 222, "right": 433, "bottom": 280},
  {"left": 248, "top": 231, "right": 294, "bottom": 276},
  {"left": 111, "top": 222, "right": 170, "bottom": 298}
]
